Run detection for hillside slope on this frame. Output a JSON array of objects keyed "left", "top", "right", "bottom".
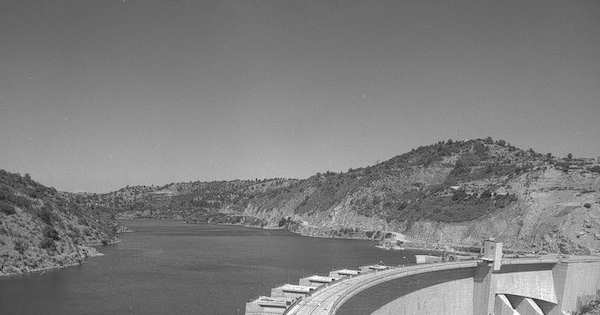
[
  {"left": 92, "top": 138, "right": 600, "bottom": 254},
  {"left": 232, "top": 139, "right": 600, "bottom": 254},
  {"left": 0, "top": 171, "right": 119, "bottom": 276}
]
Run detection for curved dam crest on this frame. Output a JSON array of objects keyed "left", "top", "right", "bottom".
[{"left": 247, "top": 241, "right": 600, "bottom": 315}]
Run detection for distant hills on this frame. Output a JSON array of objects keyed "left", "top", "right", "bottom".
[
  {"left": 2, "top": 137, "right": 599, "bottom": 276},
  {"left": 0, "top": 170, "right": 118, "bottom": 276},
  {"left": 76, "top": 137, "right": 600, "bottom": 255}
]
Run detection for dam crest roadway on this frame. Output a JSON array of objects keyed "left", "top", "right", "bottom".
[{"left": 245, "top": 240, "right": 600, "bottom": 315}]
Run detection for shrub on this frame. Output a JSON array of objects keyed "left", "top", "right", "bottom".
[
  {"left": 77, "top": 217, "right": 88, "bottom": 226},
  {"left": 0, "top": 200, "right": 16, "bottom": 215},
  {"left": 584, "top": 203, "right": 592, "bottom": 209},
  {"left": 13, "top": 239, "right": 28, "bottom": 254},
  {"left": 480, "top": 189, "right": 492, "bottom": 199},
  {"left": 43, "top": 226, "right": 60, "bottom": 240},
  {"left": 0, "top": 186, "right": 31, "bottom": 209},
  {"left": 11, "top": 195, "right": 31, "bottom": 208},
  {"left": 556, "top": 161, "right": 571, "bottom": 172},
  {"left": 0, "top": 186, "right": 11, "bottom": 201},
  {"left": 580, "top": 304, "right": 593, "bottom": 313},
  {"left": 278, "top": 217, "right": 287, "bottom": 227},
  {"left": 452, "top": 189, "right": 468, "bottom": 201},
  {"left": 589, "top": 165, "right": 600, "bottom": 173},
  {"left": 40, "top": 237, "right": 55, "bottom": 250},
  {"left": 37, "top": 206, "right": 54, "bottom": 225}
]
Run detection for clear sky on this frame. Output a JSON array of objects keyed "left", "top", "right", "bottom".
[{"left": 1, "top": 1, "right": 599, "bottom": 193}]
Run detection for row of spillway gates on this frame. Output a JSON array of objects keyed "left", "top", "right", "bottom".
[{"left": 245, "top": 264, "right": 391, "bottom": 315}]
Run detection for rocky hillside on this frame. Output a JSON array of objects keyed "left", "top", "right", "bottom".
[
  {"left": 0, "top": 170, "right": 119, "bottom": 276},
  {"left": 90, "top": 138, "right": 600, "bottom": 255},
  {"left": 84, "top": 178, "right": 298, "bottom": 220}
]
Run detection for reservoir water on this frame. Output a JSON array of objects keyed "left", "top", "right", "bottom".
[{"left": 0, "top": 220, "right": 422, "bottom": 315}]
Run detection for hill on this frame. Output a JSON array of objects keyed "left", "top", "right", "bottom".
[
  {"left": 86, "top": 137, "right": 600, "bottom": 254},
  {"left": 0, "top": 170, "right": 119, "bottom": 276}
]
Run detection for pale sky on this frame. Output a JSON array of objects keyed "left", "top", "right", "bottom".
[{"left": 1, "top": 1, "right": 599, "bottom": 193}]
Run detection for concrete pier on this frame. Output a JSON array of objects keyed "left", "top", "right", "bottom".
[
  {"left": 298, "top": 275, "right": 338, "bottom": 287},
  {"left": 245, "top": 296, "right": 297, "bottom": 315},
  {"left": 271, "top": 284, "right": 315, "bottom": 298},
  {"left": 244, "top": 264, "right": 388, "bottom": 315},
  {"left": 359, "top": 264, "right": 389, "bottom": 272},
  {"left": 328, "top": 269, "right": 360, "bottom": 278}
]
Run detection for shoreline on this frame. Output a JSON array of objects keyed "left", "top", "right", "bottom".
[
  {"left": 0, "top": 240, "right": 120, "bottom": 278},
  {"left": 137, "top": 218, "right": 469, "bottom": 250},
  {"left": 1, "top": 259, "right": 87, "bottom": 278},
  {"left": 132, "top": 218, "right": 600, "bottom": 257},
  {"left": 6, "top": 219, "right": 595, "bottom": 279},
  {"left": 179, "top": 218, "right": 481, "bottom": 253}
]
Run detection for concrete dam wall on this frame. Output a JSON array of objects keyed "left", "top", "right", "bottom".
[
  {"left": 338, "top": 267, "right": 475, "bottom": 315},
  {"left": 342, "top": 259, "right": 600, "bottom": 315},
  {"left": 246, "top": 241, "right": 600, "bottom": 315}
]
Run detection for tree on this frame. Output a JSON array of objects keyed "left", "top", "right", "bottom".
[
  {"left": 43, "top": 226, "right": 60, "bottom": 240},
  {"left": 13, "top": 239, "right": 28, "bottom": 254},
  {"left": 452, "top": 189, "right": 468, "bottom": 201},
  {"left": 38, "top": 206, "right": 54, "bottom": 225},
  {"left": 480, "top": 189, "right": 492, "bottom": 199},
  {"left": 0, "top": 201, "right": 15, "bottom": 215},
  {"left": 579, "top": 304, "right": 594, "bottom": 313},
  {"left": 278, "top": 217, "right": 285, "bottom": 227},
  {"left": 567, "top": 153, "right": 573, "bottom": 160}
]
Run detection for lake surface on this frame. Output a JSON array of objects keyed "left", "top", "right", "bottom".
[{"left": 0, "top": 220, "right": 424, "bottom": 315}]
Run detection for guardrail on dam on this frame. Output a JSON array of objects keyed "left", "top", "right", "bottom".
[{"left": 245, "top": 240, "right": 600, "bottom": 315}]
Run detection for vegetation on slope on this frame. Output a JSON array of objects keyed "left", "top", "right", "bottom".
[
  {"left": 280, "top": 138, "right": 533, "bottom": 224},
  {"left": 0, "top": 170, "right": 118, "bottom": 276},
  {"left": 87, "top": 178, "right": 298, "bottom": 220},
  {"left": 79, "top": 137, "right": 600, "bottom": 253},
  {"left": 89, "top": 138, "right": 541, "bottom": 225}
]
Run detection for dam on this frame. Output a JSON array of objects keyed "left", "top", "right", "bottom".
[{"left": 245, "top": 240, "right": 600, "bottom": 315}]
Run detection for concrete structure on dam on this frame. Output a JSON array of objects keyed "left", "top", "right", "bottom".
[{"left": 245, "top": 240, "right": 600, "bottom": 315}]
